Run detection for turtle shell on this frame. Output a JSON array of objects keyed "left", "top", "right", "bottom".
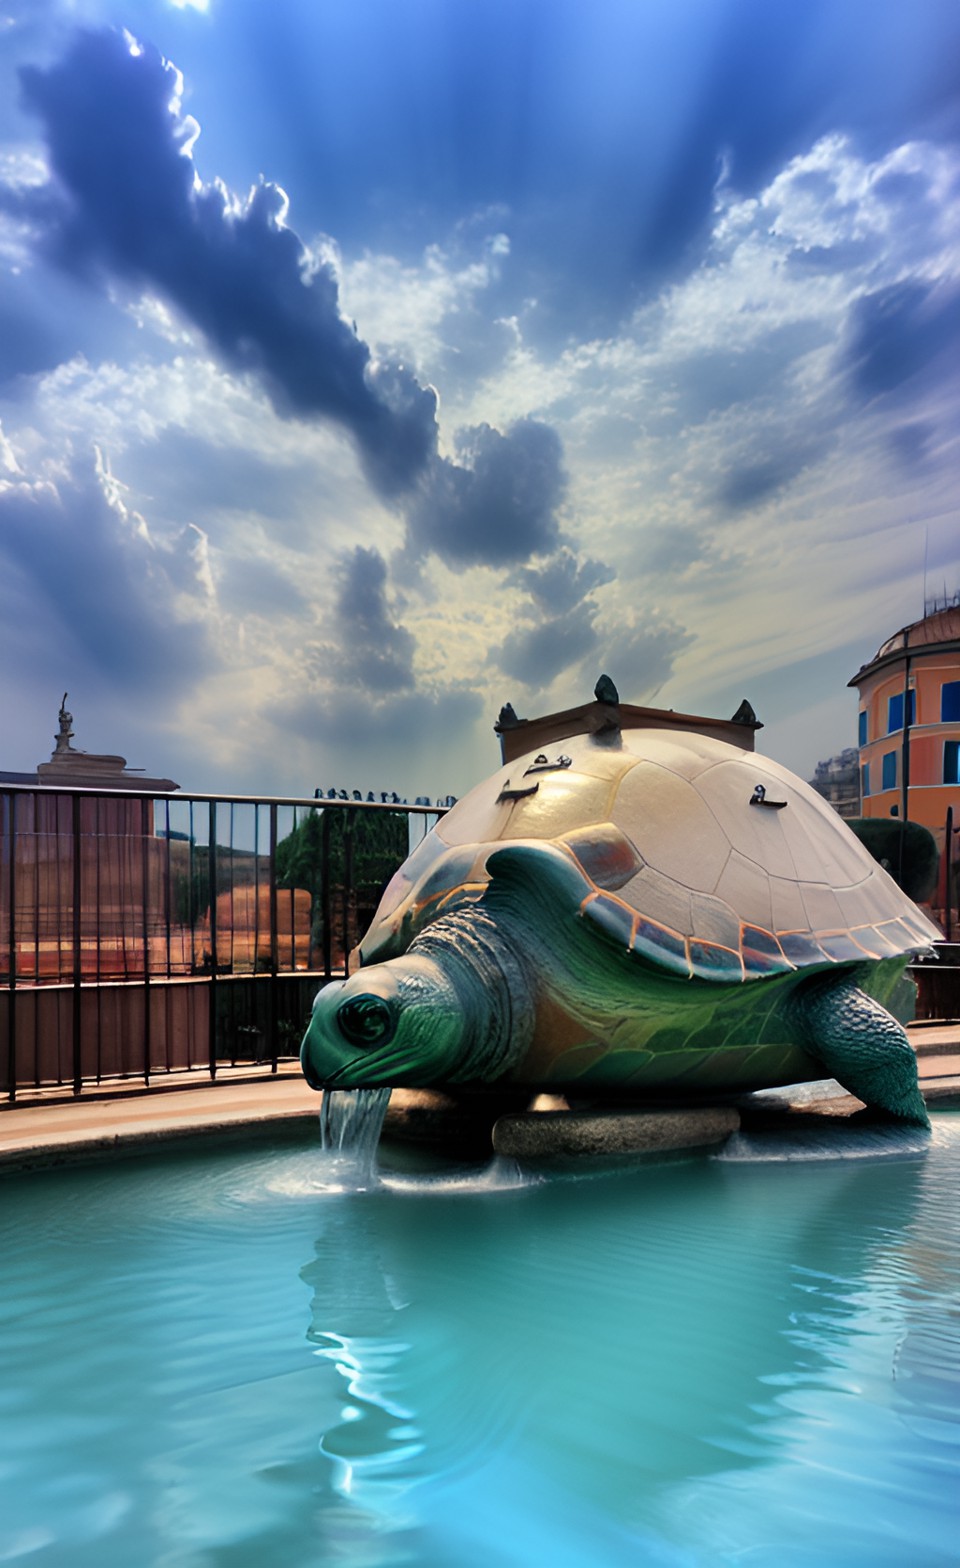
[{"left": 360, "top": 728, "right": 939, "bottom": 982}]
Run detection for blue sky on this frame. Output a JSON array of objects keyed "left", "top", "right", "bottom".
[{"left": 0, "top": 0, "right": 958, "bottom": 799}]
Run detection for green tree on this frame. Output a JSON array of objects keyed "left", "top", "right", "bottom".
[
  {"left": 275, "top": 806, "right": 411, "bottom": 956},
  {"left": 847, "top": 817, "right": 939, "bottom": 903}
]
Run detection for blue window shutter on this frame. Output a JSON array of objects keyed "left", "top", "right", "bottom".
[{"left": 942, "top": 682, "right": 960, "bottom": 723}]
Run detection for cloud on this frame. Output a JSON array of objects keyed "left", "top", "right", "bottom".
[
  {"left": 273, "top": 685, "right": 486, "bottom": 789},
  {"left": 0, "top": 444, "right": 218, "bottom": 693},
  {"left": 717, "top": 442, "right": 822, "bottom": 512},
  {"left": 593, "top": 616, "right": 694, "bottom": 704},
  {"left": 507, "top": 547, "right": 614, "bottom": 614},
  {"left": 497, "top": 600, "right": 599, "bottom": 690},
  {"left": 845, "top": 279, "right": 960, "bottom": 402},
  {"left": 18, "top": 27, "right": 438, "bottom": 498},
  {"left": 337, "top": 230, "right": 511, "bottom": 380},
  {"left": 629, "top": 523, "right": 745, "bottom": 582},
  {"left": 407, "top": 418, "right": 567, "bottom": 568},
  {"left": 16, "top": 27, "right": 574, "bottom": 573},
  {"left": 313, "top": 545, "right": 416, "bottom": 695}
]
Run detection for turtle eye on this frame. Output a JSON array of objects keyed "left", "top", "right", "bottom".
[{"left": 336, "top": 993, "right": 396, "bottom": 1049}]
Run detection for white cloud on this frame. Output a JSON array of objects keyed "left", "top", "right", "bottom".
[{"left": 336, "top": 228, "right": 511, "bottom": 389}]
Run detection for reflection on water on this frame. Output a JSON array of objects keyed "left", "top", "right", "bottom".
[{"left": 0, "top": 1120, "right": 957, "bottom": 1566}]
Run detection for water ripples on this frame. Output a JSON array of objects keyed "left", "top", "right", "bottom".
[{"left": 1, "top": 1115, "right": 958, "bottom": 1564}]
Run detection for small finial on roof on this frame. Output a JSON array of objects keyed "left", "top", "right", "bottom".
[
  {"left": 731, "top": 699, "right": 763, "bottom": 729},
  {"left": 594, "top": 674, "right": 619, "bottom": 705}
]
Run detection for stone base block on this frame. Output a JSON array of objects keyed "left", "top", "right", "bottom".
[{"left": 492, "top": 1104, "right": 740, "bottom": 1161}]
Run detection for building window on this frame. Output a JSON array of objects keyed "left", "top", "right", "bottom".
[
  {"left": 887, "top": 689, "right": 915, "bottom": 732},
  {"left": 882, "top": 750, "right": 897, "bottom": 791},
  {"left": 858, "top": 710, "right": 867, "bottom": 746},
  {"left": 942, "top": 681, "right": 960, "bottom": 723},
  {"left": 945, "top": 741, "right": 960, "bottom": 785},
  {"left": 861, "top": 763, "right": 870, "bottom": 798}
]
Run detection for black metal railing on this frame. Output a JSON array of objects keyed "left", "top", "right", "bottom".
[{"left": 1, "top": 785, "right": 444, "bottom": 1100}]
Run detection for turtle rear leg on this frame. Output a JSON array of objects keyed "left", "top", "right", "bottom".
[{"left": 797, "top": 976, "right": 930, "bottom": 1128}]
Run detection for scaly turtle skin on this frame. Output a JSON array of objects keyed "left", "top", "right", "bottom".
[{"left": 301, "top": 729, "right": 938, "bottom": 1124}]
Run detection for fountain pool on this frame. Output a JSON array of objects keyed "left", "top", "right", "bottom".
[{"left": 1, "top": 1117, "right": 958, "bottom": 1567}]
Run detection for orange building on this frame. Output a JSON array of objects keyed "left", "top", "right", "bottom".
[{"left": 849, "top": 602, "right": 960, "bottom": 926}]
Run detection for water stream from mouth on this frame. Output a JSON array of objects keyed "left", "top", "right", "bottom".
[{"left": 318, "top": 1087, "right": 392, "bottom": 1182}]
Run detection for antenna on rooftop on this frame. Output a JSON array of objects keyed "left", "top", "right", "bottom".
[{"left": 922, "top": 524, "right": 928, "bottom": 618}]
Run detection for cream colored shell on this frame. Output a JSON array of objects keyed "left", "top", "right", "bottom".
[{"left": 364, "top": 728, "right": 939, "bottom": 979}]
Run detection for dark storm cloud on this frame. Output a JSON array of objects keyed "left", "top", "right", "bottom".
[
  {"left": 18, "top": 27, "right": 437, "bottom": 497},
  {"left": 407, "top": 419, "right": 566, "bottom": 568},
  {"left": 507, "top": 548, "right": 614, "bottom": 615},
  {"left": 0, "top": 453, "right": 215, "bottom": 692},
  {"left": 846, "top": 280, "right": 960, "bottom": 402},
  {"left": 17, "top": 27, "right": 573, "bottom": 567},
  {"left": 496, "top": 601, "right": 599, "bottom": 690},
  {"left": 315, "top": 545, "right": 416, "bottom": 695}
]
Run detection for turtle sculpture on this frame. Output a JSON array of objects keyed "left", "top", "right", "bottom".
[{"left": 301, "top": 726, "right": 939, "bottom": 1124}]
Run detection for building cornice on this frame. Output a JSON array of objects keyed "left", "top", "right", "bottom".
[{"left": 848, "top": 637, "right": 960, "bottom": 689}]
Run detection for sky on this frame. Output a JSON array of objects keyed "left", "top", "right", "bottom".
[{"left": 0, "top": 0, "right": 958, "bottom": 802}]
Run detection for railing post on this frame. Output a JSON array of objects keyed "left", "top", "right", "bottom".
[
  {"left": 141, "top": 795, "right": 152, "bottom": 1086},
  {"left": 343, "top": 809, "right": 354, "bottom": 977},
  {"left": 72, "top": 792, "right": 82, "bottom": 1096},
  {"left": 208, "top": 800, "right": 218, "bottom": 1080},
  {"left": 269, "top": 802, "right": 279, "bottom": 1072},
  {"left": 946, "top": 806, "right": 954, "bottom": 944},
  {"left": 6, "top": 792, "right": 16, "bottom": 1103},
  {"left": 321, "top": 808, "right": 332, "bottom": 979}
]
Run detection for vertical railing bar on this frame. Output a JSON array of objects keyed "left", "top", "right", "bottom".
[
  {"left": 188, "top": 798, "right": 195, "bottom": 980},
  {"left": 269, "top": 802, "right": 278, "bottom": 1073},
  {"left": 33, "top": 792, "right": 40, "bottom": 988},
  {"left": 96, "top": 796, "right": 104, "bottom": 1083},
  {"left": 229, "top": 800, "right": 236, "bottom": 986},
  {"left": 343, "top": 808, "right": 354, "bottom": 979},
  {"left": 946, "top": 806, "right": 954, "bottom": 945},
  {"left": 7, "top": 793, "right": 17, "bottom": 1103},
  {"left": 141, "top": 795, "right": 151, "bottom": 1087},
  {"left": 228, "top": 800, "right": 236, "bottom": 1067},
  {"left": 94, "top": 794, "right": 101, "bottom": 992},
  {"left": 164, "top": 798, "right": 172, "bottom": 987},
  {"left": 321, "top": 808, "right": 332, "bottom": 980},
  {"left": 208, "top": 799, "right": 217, "bottom": 1080},
  {"left": 72, "top": 792, "right": 82, "bottom": 1096},
  {"left": 253, "top": 802, "right": 261, "bottom": 981},
  {"left": 33, "top": 794, "right": 41, "bottom": 1079}
]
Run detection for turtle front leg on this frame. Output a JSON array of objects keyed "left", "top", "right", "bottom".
[{"left": 795, "top": 975, "right": 930, "bottom": 1128}]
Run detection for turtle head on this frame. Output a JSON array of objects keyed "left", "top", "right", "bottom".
[{"left": 300, "top": 952, "right": 468, "bottom": 1090}]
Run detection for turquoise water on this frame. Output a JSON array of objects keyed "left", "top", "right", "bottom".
[{"left": 1, "top": 1119, "right": 958, "bottom": 1567}]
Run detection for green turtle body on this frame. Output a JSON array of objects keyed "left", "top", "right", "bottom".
[{"left": 301, "top": 728, "right": 938, "bottom": 1124}]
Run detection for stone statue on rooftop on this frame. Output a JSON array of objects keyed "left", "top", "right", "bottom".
[{"left": 55, "top": 692, "right": 75, "bottom": 754}]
